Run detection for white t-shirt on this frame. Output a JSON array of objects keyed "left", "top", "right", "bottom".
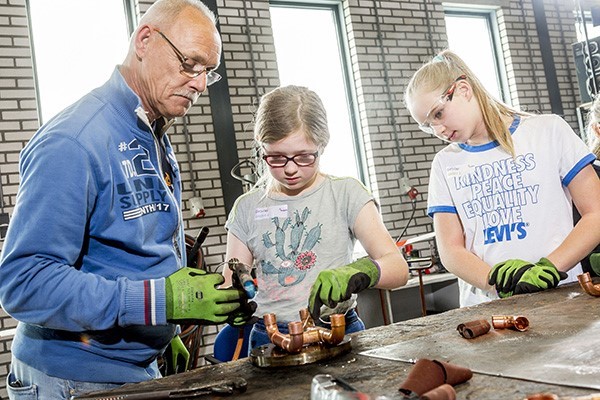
[{"left": 427, "top": 114, "right": 595, "bottom": 307}]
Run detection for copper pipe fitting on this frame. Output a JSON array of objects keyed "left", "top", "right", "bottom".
[
  {"left": 525, "top": 394, "right": 600, "bottom": 400},
  {"left": 263, "top": 308, "right": 346, "bottom": 353},
  {"left": 525, "top": 394, "right": 559, "bottom": 400},
  {"left": 492, "top": 315, "right": 529, "bottom": 331},
  {"left": 263, "top": 313, "right": 304, "bottom": 353},
  {"left": 420, "top": 383, "right": 456, "bottom": 400},
  {"left": 457, "top": 319, "right": 491, "bottom": 339},
  {"left": 578, "top": 272, "right": 600, "bottom": 296},
  {"left": 298, "top": 309, "right": 346, "bottom": 346}
]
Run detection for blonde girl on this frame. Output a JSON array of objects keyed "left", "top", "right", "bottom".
[{"left": 404, "top": 50, "right": 600, "bottom": 306}]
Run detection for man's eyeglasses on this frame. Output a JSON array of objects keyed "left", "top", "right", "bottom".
[
  {"left": 418, "top": 75, "right": 466, "bottom": 135},
  {"left": 153, "top": 28, "right": 222, "bottom": 86},
  {"left": 262, "top": 151, "right": 319, "bottom": 168}
]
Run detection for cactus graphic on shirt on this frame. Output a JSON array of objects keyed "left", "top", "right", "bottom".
[{"left": 260, "top": 207, "right": 322, "bottom": 286}]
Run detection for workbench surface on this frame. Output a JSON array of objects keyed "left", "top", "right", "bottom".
[{"left": 82, "top": 282, "right": 599, "bottom": 400}]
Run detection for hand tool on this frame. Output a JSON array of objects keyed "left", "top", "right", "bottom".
[
  {"left": 187, "top": 226, "right": 209, "bottom": 268},
  {"left": 228, "top": 258, "right": 256, "bottom": 299},
  {"left": 70, "top": 377, "right": 247, "bottom": 399}
]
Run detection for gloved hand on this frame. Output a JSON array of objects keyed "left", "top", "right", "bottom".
[
  {"left": 227, "top": 299, "right": 258, "bottom": 328},
  {"left": 514, "top": 258, "right": 568, "bottom": 294},
  {"left": 488, "top": 259, "right": 534, "bottom": 298},
  {"left": 165, "top": 267, "right": 243, "bottom": 325},
  {"left": 590, "top": 253, "right": 600, "bottom": 276},
  {"left": 164, "top": 335, "right": 190, "bottom": 375},
  {"left": 308, "top": 258, "right": 380, "bottom": 321}
]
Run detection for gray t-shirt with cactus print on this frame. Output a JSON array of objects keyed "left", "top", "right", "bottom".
[{"left": 225, "top": 175, "right": 375, "bottom": 322}]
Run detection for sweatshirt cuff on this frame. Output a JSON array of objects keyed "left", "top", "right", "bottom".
[{"left": 120, "top": 278, "right": 167, "bottom": 326}]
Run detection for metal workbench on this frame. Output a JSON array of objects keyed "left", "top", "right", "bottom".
[{"left": 78, "top": 282, "right": 600, "bottom": 400}]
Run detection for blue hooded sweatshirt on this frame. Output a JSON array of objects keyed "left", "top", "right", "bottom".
[{"left": 0, "top": 68, "right": 185, "bottom": 382}]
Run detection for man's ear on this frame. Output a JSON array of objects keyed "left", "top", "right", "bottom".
[{"left": 134, "top": 25, "right": 153, "bottom": 59}]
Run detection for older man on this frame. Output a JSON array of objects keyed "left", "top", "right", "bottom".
[{"left": 0, "top": 1, "right": 249, "bottom": 398}]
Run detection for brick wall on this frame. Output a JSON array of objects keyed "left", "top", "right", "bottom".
[{"left": 0, "top": 0, "right": 585, "bottom": 397}]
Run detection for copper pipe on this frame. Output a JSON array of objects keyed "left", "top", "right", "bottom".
[
  {"left": 457, "top": 319, "right": 491, "bottom": 339},
  {"left": 264, "top": 313, "right": 304, "bottom": 353},
  {"left": 492, "top": 315, "right": 529, "bottom": 331},
  {"left": 525, "top": 395, "right": 559, "bottom": 400},
  {"left": 421, "top": 384, "right": 456, "bottom": 400},
  {"left": 526, "top": 394, "right": 600, "bottom": 400},
  {"left": 578, "top": 272, "right": 600, "bottom": 296},
  {"left": 263, "top": 309, "right": 346, "bottom": 353},
  {"left": 408, "top": 258, "right": 434, "bottom": 317},
  {"left": 303, "top": 314, "right": 346, "bottom": 346}
]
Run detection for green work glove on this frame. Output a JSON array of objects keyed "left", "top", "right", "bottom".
[
  {"left": 226, "top": 299, "right": 258, "bottom": 328},
  {"left": 164, "top": 335, "right": 190, "bottom": 375},
  {"left": 590, "top": 253, "right": 600, "bottom": 276},
  {"left": 514, "top": 258, "right": 568, "bottom": 295},
  {"left": 165, "top": 267, "right": 243, "bottom": 325},
  {"left": 308, "top": 258, "right": 380, "bottom": 321},
  {"left": 488, "top": 259, "right": 534, "bottom": 298}
]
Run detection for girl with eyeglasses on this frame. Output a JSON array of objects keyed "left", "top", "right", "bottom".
[
  {"left": 221, "top": 85, "right": 408, "bottom": 356},
  {"left": 404, "top": 49, "right": 600, "bottom": 307}
]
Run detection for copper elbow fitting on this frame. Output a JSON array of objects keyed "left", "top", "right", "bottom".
[
  {"left": 492, "top": 315, "right": 529, "bottom": 331},
  {"left": 263, "top": 309, "right": 346, "bottom": 353},
  {"left": 578, "top": 272, "right": 600, "bottom": 296},
  {"left": 263, "top": 313, "right": 305, "bottom": 353},
  {"left": 297, "top": 308, "right": 345, "bottom": 346},
  {"left": 309, "top": 314, "right": 345, "bottom": 345}
]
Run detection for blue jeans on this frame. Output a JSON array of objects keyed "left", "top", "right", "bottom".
[
  {"left": 6, "top": 356, "right": 152, "bottom": 399},
  {"left": 248, "top": 309, "right": 365, "bottom": 355}
]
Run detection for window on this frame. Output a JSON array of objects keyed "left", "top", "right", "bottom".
[
  {"left": 269, "top": 2, "right": 365, "bottom": 183},
  {"left": 27, "top": 0, "right": 130, "bottom": 123},
  {"left": 444, "top": 9, "right": 508, "bottom": 102},
  {"left": 574, "top": 8, "right": 600, "bottom": 42}
]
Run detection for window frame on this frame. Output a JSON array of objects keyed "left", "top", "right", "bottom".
[
  {"left": 25, "top": 0, "right": 131, "bottom": 124},
  {"left": 444, "top": 7, "right": 510, "bottom": 104},
  {"left": 269, "top": 0, "right": 368, "bottom": 187}
]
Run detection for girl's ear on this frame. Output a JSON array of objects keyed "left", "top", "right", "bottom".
[
  {"left": 458, "top": 80, "right": 473, "bottom": 101},
  {"left": 593, "top": 122, "right": 600, "bottom": 139}
]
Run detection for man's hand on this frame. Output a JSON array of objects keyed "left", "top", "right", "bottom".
[
  {"left": 308, "top": 258, "right": 380, "bottom": 321},
  {"left": 165, "top": 267, "right": 243, "bottom": 325},
  {"left": 488, "top": 259, "right": 533, "bottom": 298},
  {"left": 227, "top": 300, "right": 258, "bottom": 328},
  {"left": 165, "top": 335, "right": 190, "bottom": 375},
  {"left": 514, "top": 258, "right": 568, "bottom": 294}
]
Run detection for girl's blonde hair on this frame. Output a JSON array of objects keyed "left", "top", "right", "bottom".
[
  {"left": 404, "top": 49, "right": 528, "bottom": 156},
  {"left": 587, "top": 96, "right": 600, "bottom": 158},
  {"left": 253, "top": 85, "right": 330, "bottom": 192}
]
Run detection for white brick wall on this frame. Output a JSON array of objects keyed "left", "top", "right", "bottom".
[{"left": 0, "top": 0, "right": 585, "bottom": 396}]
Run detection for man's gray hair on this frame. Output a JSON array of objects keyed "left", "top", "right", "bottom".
[{"left": 140, "top": 0, "right": 217, "bottom": 27}]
